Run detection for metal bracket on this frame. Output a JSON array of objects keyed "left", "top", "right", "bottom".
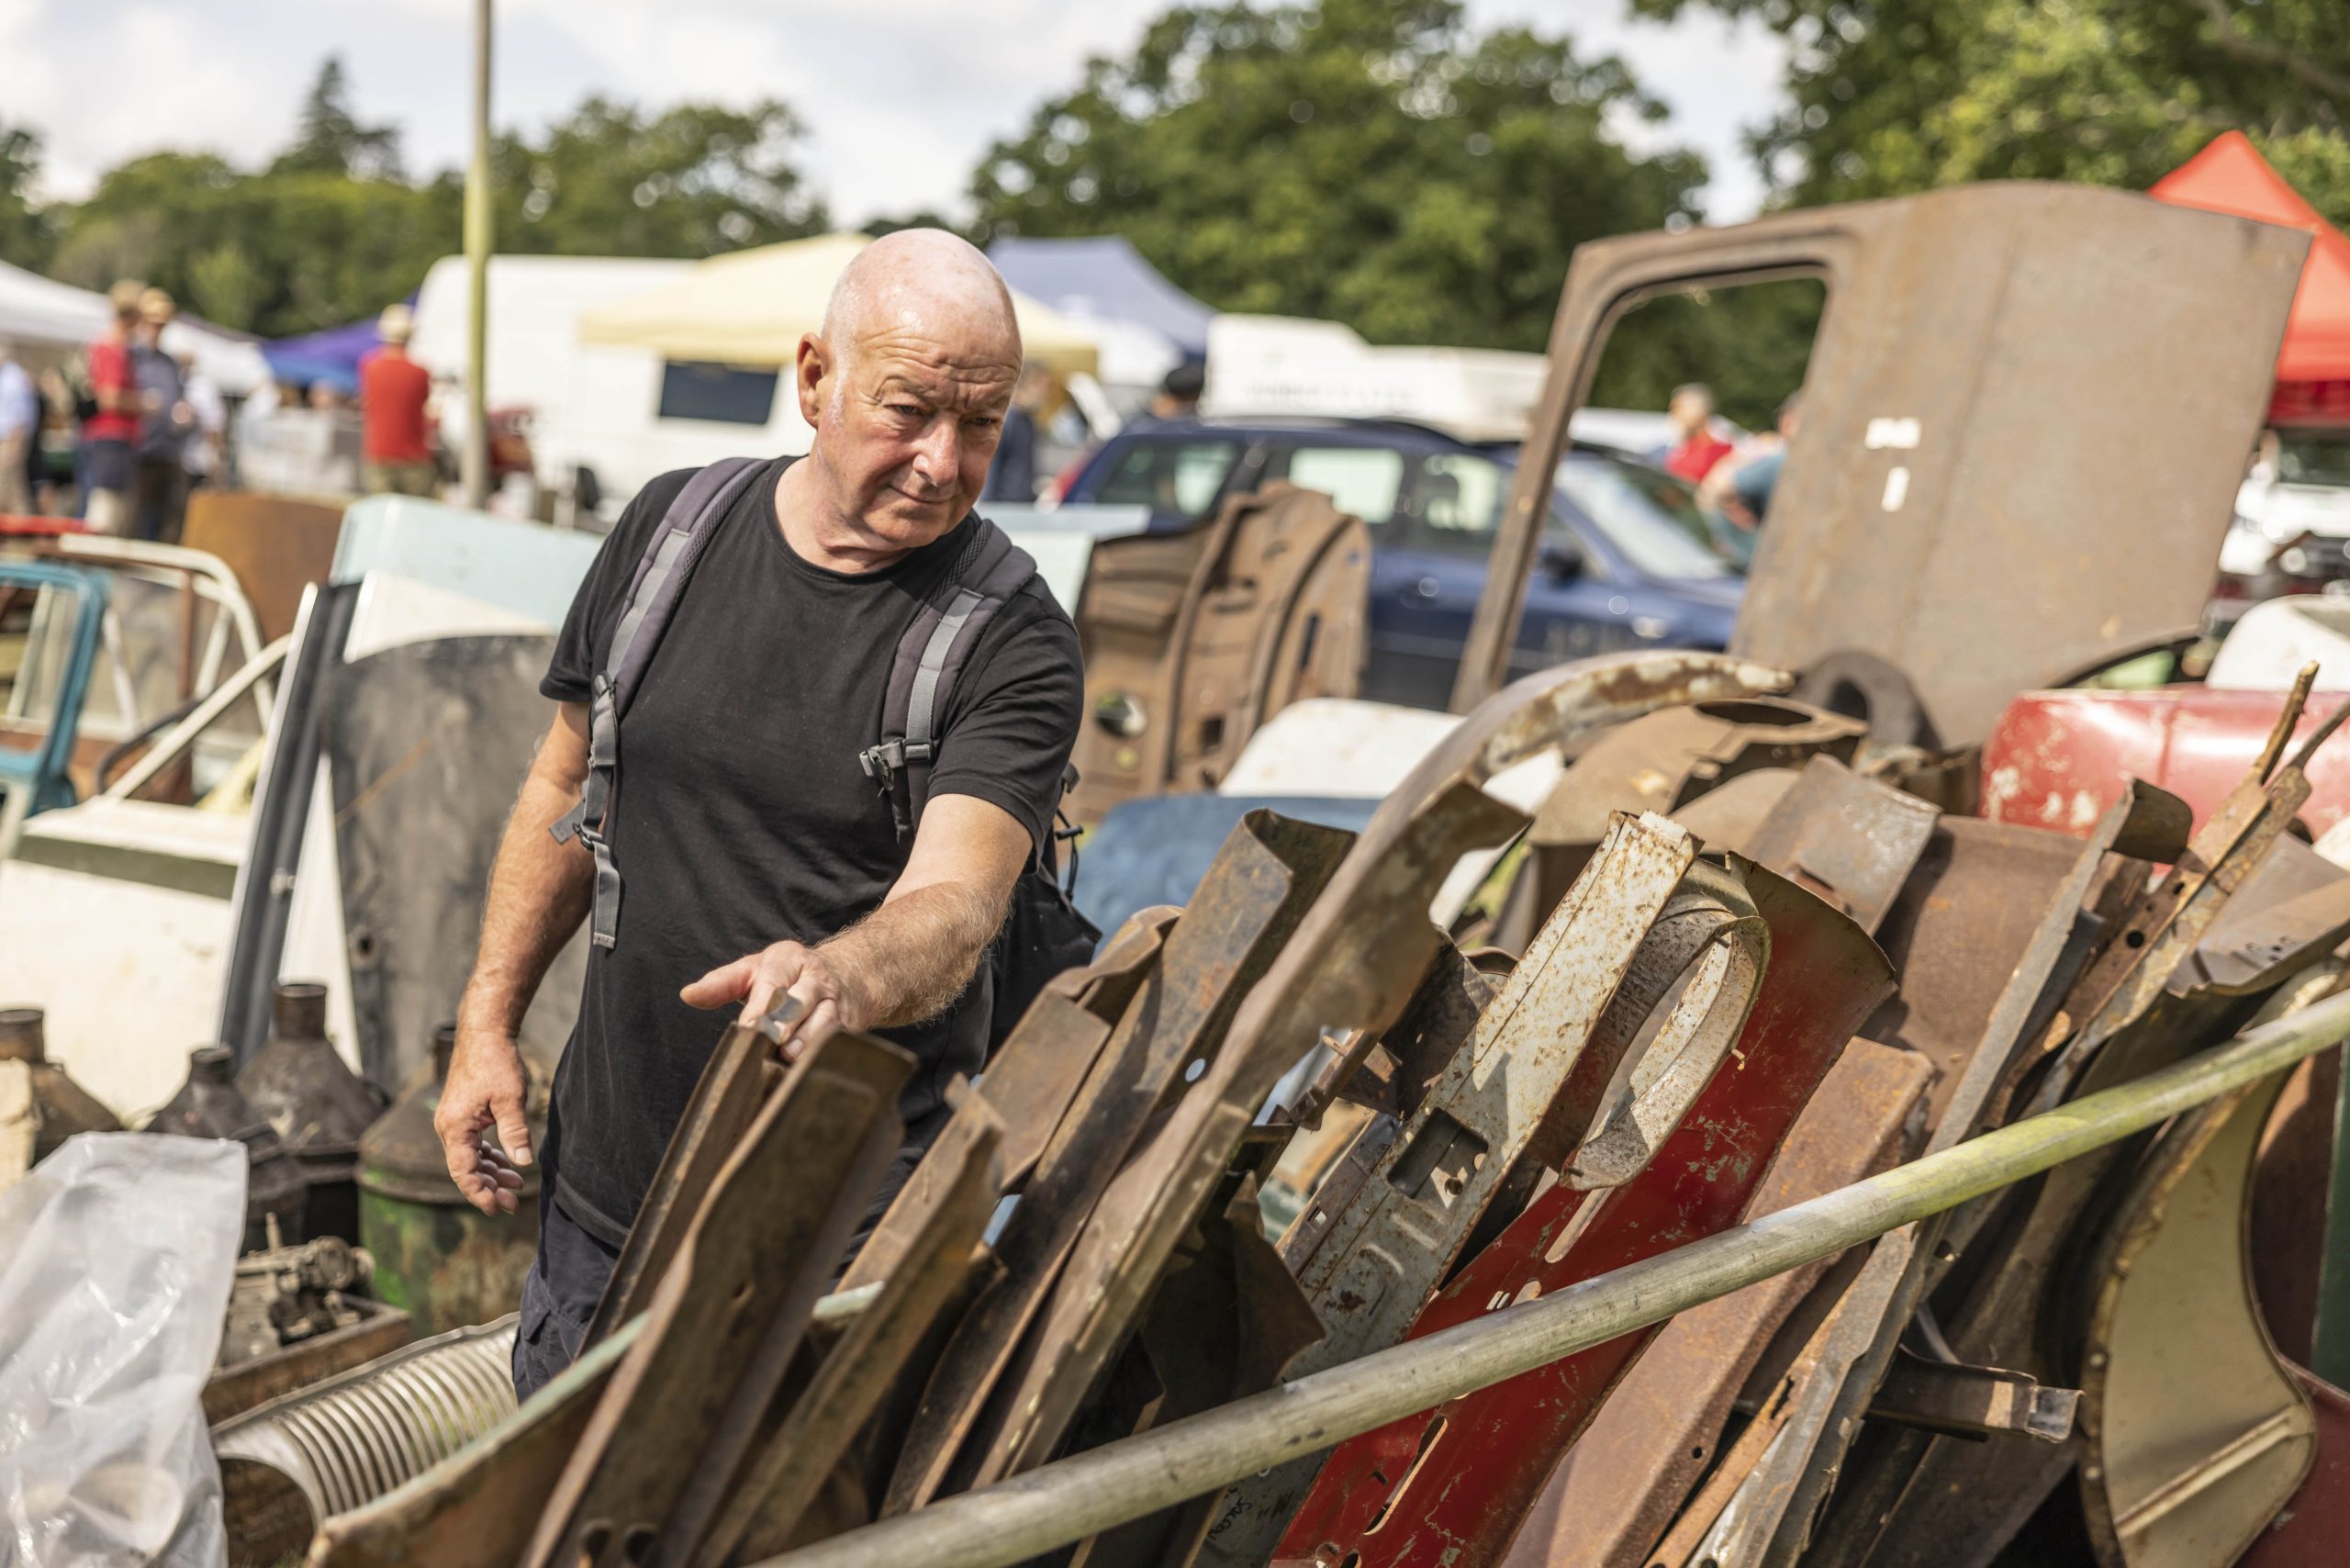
[{"left": 1867, "top": 1349, "right": 2078, "bottom": 1444}]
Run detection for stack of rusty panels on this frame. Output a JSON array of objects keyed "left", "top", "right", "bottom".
[{"left": 269, "top": 655, "right": 2350, "bottom": 1568}]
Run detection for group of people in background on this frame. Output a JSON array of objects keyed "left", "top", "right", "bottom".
[
  {"left": 1659, "top": 380, "right": 1802, "bottom": 567},
  {"left": 0, "top": 281, "right": 224, "bottom": 538}
]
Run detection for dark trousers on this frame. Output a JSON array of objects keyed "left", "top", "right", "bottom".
[
  {"left": 130, "top": 454, "right": 189, "bottom": 543},
  {"left": 511, "top": 1112, "right": 947, "bottom": 1402}
]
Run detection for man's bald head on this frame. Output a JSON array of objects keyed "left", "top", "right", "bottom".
[
  {"left": 819, "top": 230, "right": 1021, "bottom": 386},
  {"left": 787, "top": 230, "right": 1026, "bottom": 563}
]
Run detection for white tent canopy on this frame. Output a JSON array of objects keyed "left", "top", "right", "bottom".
[{"left": 0, "top": 259, "right": 272, "bottom": 396}]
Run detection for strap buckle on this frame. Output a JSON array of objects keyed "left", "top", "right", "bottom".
[{"left": 857, "top": 736, "right": 934, "bottom": 789}]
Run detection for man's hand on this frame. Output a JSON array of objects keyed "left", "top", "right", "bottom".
[
  {"left": 433, "top": 1025, "right": 535, "bottom": 1215},
  {"left": 681, "top": 940, "right": 860, "bottom": 1061}
]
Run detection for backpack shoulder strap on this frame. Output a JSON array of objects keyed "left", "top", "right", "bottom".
[
  {"left": 553, "top": 456, "right": 766, "bottom": 947},
  {"left": 861, "top": 516, "right": 1041, "bottom": 846}
]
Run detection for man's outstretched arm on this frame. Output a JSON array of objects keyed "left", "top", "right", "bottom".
[
  {"left": 681, "top": 792, "right": 1031, "bottom": 1055},
  {"left": 439, "top": 701, "right": 595, "bottom": 1215}
]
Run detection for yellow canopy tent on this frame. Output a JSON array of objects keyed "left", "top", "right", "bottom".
[{"left": 576, "top": 232, "right": 1100, "bottom": 375}]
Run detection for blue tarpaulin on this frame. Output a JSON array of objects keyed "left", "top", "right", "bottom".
[
  {"left": 261, "top": 317, "right": 383, "bottom": 396},
  {"left": 988, "top": 237, "right": 1214, "bottom": 360}
]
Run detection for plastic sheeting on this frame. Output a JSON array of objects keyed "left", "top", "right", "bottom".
[{"left": 0, "top": 1134, "right": 242, "bottom": 1568}]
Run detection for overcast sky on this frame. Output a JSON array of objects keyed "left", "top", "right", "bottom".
[{"left": 0, "top": 0, "right": 1787, "bottom": 225}]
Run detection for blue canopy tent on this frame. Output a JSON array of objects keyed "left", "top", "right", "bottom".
[
  {"left": 261, "top": 317, "right": 383, "bottom": 397},
  {"left": 987, "top": 237, "right": 1213, "bottom": 390}
]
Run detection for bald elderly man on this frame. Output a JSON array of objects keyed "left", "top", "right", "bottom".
[{"left": 439, "top": 231, "right": 1085, "bottom": 1397}]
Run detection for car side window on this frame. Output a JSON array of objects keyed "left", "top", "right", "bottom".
[
  {"left": 1094, "top": 440, "right": 1241, "bottom": 518},
  {"left": 1276, "top": 445, "right": 1407, "bottom": 538},
  {"left": 1409, "top": 452, "right": 1505, "bottom": 557}
]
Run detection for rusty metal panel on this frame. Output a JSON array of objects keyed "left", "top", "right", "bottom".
[
  {"left": 1457, "top": 184, "right": 2309, "bottom": 742},
  {"left": 702, "top": 1102, "right": 1006, "bottom": 1565},
  {"left": 964, "top": 654, "right": 1796, "bottom": 1500},
  {"left": 884, "top": 812, "right": 1354, "bottom": 1511},
  {"left": 1742, "top": 755, "right": 1941, "bottom": 936},
  {"left": 2237, "top": 1361, "right": 2350, "bottom": 1568},
  {"left": 308, "top": 1323, "right": 639, "bottom": 1568},
  {"left": 2077, "top": 1056, "right": 2318, "bottom": 1568},
  {"left": 844, "top": 907, "right": 1177, "bottom": 1292},
  {"left": 1802, "top": 755, "right": 2332, "bottom": 1568},
  {"left": 1207, "top": 817, "right": 1758, "bottom": 1566},
  {"left": 1527, "top": 697, "right": 1863, "bottom": 849},
  {"left": 581, "top": 1003, "right": 789, "bottom": 1348},
  {"left": 1691, "top": 782, "right": 2206, "bottom": 1567},
  {"left": 1063, "top": 1133, "right": 1326, "bottom": 1568},
  {"left": 1068, "top": 482, "right": 1371, "bottom": 826},
  {"left": 1270, "top": 862, "right": 1894, "bottom": 1568},
  {"left": 520, "top": 1031, "right": 912, "bottom": 1568},
  {"left": 1499, "top": 1037, "right": 1931, "bottom": 1568},
  {"left": 1863, "top": 813, "right": 2125, "bottom": 1135},
  {"left": 181, "top": 488, "right": 342, "bottom": 644}
]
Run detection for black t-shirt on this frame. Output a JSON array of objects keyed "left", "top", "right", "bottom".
[{"left": 539, "top": 457, "right": 1082, "bottom": 1245}]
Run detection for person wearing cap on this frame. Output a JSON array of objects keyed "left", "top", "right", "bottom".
[
  {"left": 359, "top": 304, "right": 437, "bottom": 498},
  {"left": 80, "top": 282, "right": 145, "bottom": 534},
  {"left": 130, "top": 287, "right": 196, "bottom": 543}
]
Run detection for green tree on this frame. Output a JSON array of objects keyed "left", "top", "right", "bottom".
[
  {"left": 32, "top": 72, "right": 826, "bottom": 338},
  {"left": 273, "top": 56, "right": 406, "bottom": 181},
  {"left": 0, "top": 123, "right": 54, "bottom": 272},
  {"left": 970, "top": 0, "right": 1706, "bottom": 353},
  {"left": 491, "top": 97, "right": 828, "bottom": 257},
  {"left": 1636, "top": 0, "right": 2350, "bottom": 223},
  {"left": 48, "top": 152, "right": 451, "bottom": 336}
]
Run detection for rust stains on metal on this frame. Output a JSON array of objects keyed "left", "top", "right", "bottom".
[
  {"left": 1274, "top": 863, "right": 1893, "bottom": 1568},
  {"left": 1454, "top": 184, "right": 2309, "bottom": 740},
  {"left": 1499, "top": 1037, "right": 1931, "bottom": 1568},
  {"left": 1068, "top": 482, "right": 1371, "bottom": 827}
]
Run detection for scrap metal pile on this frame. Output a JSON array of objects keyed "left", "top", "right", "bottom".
[{"left": 236, "top": 648, "right": 2350, "bottom": 1568}]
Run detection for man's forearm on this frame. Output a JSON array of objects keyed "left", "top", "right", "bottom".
[
  {"left": 821, "top": 879, "right": 1009, "bottom": 1033},
  {"left": 460, "top": 772, "right": 594, "bottom": 1036}
]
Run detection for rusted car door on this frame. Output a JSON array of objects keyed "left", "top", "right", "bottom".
[{"left": 1457, "top": 184, "right": 2309, "bottom": 745}]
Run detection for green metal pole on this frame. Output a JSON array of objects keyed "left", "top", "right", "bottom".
[
  {"left": 460, "top": 0, "right": 493, "bottom": 510},
  {"left": 756, "top": 989, "right": 2350, "bottom": 1568}
]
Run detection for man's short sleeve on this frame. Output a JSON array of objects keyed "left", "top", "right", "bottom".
[
  {"left": 542, "top": 469, "right": 697, "bottom": 703},
  {"left": 926, "top": 588, "right": 1084, "bottom": 858}
]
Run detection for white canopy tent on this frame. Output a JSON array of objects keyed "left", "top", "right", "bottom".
[{"left": 0, "top": 259, "right": 272, "bottom": 396}]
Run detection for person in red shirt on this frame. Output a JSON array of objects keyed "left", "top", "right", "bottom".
[
  {"left": 358, "top": 304, "right": 438, "bottom": 498},
  {"left": 80, "top": 281, "right": 145, "bottom": 534},
  {"left": 1661, "top": 382, "right": 1733, "bottom": 485}
]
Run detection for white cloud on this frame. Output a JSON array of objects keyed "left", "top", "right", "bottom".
[{"left": 3, "top": 0, "right": 1787, "bottom": 222}]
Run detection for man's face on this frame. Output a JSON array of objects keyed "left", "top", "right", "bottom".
[
  {"left": 799, "top": 315, "right": 1019, "bottom": 549},
  {"left": 1671, "top": 389, "right": 1712, "bottom": 435}
]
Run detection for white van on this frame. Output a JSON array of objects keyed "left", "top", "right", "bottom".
[{"left": 411, "top": 255, "right": 821, "bottom": 522}]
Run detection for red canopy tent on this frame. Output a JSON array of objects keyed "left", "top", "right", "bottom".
[
  {"left": 2153, "top": 130, "right": 2350, "bottom": 423},
  {"left": 2152, "top": 130, "right": 2350, "bottom": 420}
]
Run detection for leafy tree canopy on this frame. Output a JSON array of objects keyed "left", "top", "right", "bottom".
[
  {"left": 1634, "top": 0, "right": 2350, "bottom": 222},
  {"left": 7, "top": 60, "right": 828, "bottom": 339},
  {"left": 272, "top": 55, "right": 406, "bottom": 182},
  {"left": 971, "top": 0, "right": 1707, "bottom": 354}
]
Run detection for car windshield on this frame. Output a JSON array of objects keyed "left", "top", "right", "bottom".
[
  {"left": 2277, "top": 435, "right": 2350, "bottom": 489},
  {"left": 1551, "top": 454, "right": 1732, "bottom": 579}
]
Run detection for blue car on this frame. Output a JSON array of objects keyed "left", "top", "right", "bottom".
[{"left": 1060, "top": 416, "right": 1743, "bottom": 710}]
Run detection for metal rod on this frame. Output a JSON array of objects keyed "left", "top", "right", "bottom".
[
  {"left": 461, "top": 0, "right": 494, "bottom": 510},
  {"left": 756, "top": 990, "right": 2350, "bottom": 1568},
  {"left": 2256, "top": 662, "right": 2320, "bottom": 781},
  {"left": 2287, "top": 692, "right": 2350, "bottom": 776}
]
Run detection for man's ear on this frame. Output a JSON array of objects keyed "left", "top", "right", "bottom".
[{"left": 795, "top": 333, "right": 832, "bottom": 429}]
